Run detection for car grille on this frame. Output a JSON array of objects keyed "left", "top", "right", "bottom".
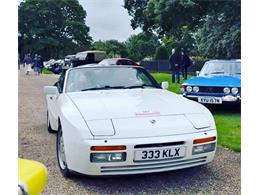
[
  {"left": 100, "top": 156, "right": 207, "bottom": 173},
  {"left": 134, "top": 141, "right": 185, "bottom": 149},
  {"left": 198, "top": 86, "right": 224, "bottom": 93}
]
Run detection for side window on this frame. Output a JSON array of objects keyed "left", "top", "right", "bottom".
[
  {"left": 119, "top": 60, "right": 135, "bottom": 65},
  {"left": 116, "top": 60, "right": 123, "bottom": 65},
  {"left": 86, "top": 53, "right": 95, "bottom": 63},
  {"left": 57, "top": 71, "right": 65, "bottom": 93}
]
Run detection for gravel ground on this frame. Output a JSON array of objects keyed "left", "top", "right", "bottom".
[{"left": 18, "top": 69, "right": 241, "bottom": 195}]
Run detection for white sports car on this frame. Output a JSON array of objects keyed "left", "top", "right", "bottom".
[{"left": 44, "top": 65, "right": 217, "bottom": 177}]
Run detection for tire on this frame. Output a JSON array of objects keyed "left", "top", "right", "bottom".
[
  {"left": 56, "top": 125, "right": 72, "bottom": 178},
  {"left": 47, "top": 111, "right": 56, "bottom": 133}
]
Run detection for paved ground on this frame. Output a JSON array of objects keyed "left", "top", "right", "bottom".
[{"left": 18, "top": 69, "right": 241, "bottom": 195}]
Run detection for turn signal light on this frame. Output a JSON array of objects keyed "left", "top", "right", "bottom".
[
  {"left": 193, "top": 136, "right": 216, "bottom": 144},
  {"left": 91, "top": 145, "right": 126, "bottom": 151}
]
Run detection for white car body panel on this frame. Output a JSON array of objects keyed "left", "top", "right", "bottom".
[
  {"left": 44, "top": 65, "right": 217, "bottom": 176},
  {"left": 67, "top": 130, "right": 216, "bottom": 175}
]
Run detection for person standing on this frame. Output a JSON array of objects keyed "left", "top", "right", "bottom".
[
  {"left": 23, "top": 53, "right": 33, "bottom": 75},
  {"left": 33, "top": 54, "right": 41, "bottom": 76},
  {"left": 169, "top": 48, "right": 181, "bottom": 83},
  {"left": 38, "top": 55, "right": 44, "bottom": 74},
  {"left": 180, "top": 48, "right": 192, "bottom": 80}
]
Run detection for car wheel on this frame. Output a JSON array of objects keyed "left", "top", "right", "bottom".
[
  {"left": 57, "top": 125, "right": 72, "bottom": 178},
  {"left": 47, "top": 111, "right": 56, "bottom": 133}
]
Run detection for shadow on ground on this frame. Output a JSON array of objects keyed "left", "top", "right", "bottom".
[
  {"left": 205, "top": 104, "right": 241, "bottom": 115},
  {"left": 66, "top": 164, "right": 223, "bottom": 195}
]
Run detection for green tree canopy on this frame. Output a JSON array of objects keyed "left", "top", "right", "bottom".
[
  {"left": 124, "top": 0, "right": 241, "bottom": 59},
  {"left": 126, "top": 32, "right": 160, "bottom": 61},
  {"left": 155, "top": 45, "right": 169, "bottom": 60},
  {"left": 92, "top": 40, "right": 128, "bottom": 58},
  {"left": 19, "top": 0, "right": 92, "bottom": 60}
]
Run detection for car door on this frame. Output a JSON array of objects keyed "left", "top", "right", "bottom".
[{"left": 47, "top": 71, "right": 65, "bottom": 128}]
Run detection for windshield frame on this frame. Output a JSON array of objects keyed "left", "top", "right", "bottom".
[{"left": 63, "top": 66, "right": 160, "bottom": 93}]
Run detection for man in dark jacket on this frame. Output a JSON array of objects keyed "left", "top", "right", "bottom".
[
  {"left": 33, "top": 54, "right": 41, "bottom": 76},
  {"left": 169, "top": 48, "right": 181, "bottom": 83},
  {"left": 38, "top": 55, "right": 44, "bottom": 74},
  {"left": 180, "top": 48, "right": 192, "bottom": 80}
]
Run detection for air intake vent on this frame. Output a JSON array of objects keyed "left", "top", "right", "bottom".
[{"left": 134, "top": 141, "right": 185, "bottom": 149}]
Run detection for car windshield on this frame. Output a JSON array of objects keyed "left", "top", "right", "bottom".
[
  {"left": 65, "top": 67, "right": 158, "bottom": 92},
  {"left": 199, "top": 61, "right": 241, "bottom": 76}
]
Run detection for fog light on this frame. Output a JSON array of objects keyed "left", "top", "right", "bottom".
[
  {"left": 192, "top": 143, "right": 216, "bottom": 155},
  {"left": 222, "top": 95, "right": 237, "bottom": 102},
  {"left": 90, "top": 152, "right": 126, "bottom": 163}
]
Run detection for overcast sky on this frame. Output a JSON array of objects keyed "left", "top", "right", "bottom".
[
  {"left": 19, "top": 0, "right": 142, "bottom": 42},
  {"left": 78, "top": 0, "right": 142, "bottom": 42}
]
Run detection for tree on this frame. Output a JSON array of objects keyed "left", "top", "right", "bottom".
[
  {"left": 19, "top": 0, "right": 92, "bottom": 60},
  {"left": 126, "top": 32, "right": 160, "bottom": 61},
  {"left": 124, "top": 0, "right": 241, "bottom": 59},
  {"left": 155, "top": 45, "right": 169, "bottom": 60},
  {"left": 194, "top": 3, "right": 241, "bottom": 59},
  {"left": 92, "top": 40, "right": 128, "bottom": 58}
]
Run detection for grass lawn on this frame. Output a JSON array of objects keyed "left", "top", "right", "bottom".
[
  {"left": 42, "top": 67, "right": 53, "bottom": 74},
  {"left": 152, "top": 72, "right": 241, "bottom": 152}
]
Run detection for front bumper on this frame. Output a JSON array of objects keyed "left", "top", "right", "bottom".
[
  {"left": 183, "top": 93, "right": 241, "bottom": 104},
  {"left": 66, "top": 130, "right": 217, "bottom": 176}
]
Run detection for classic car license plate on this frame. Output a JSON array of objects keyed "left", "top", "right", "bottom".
[
  {"left": 198, "top": 97, "right": 222, "bottom": 104},
  {"left": 134, "top": 146, "right": 185, "bottom": 161}
]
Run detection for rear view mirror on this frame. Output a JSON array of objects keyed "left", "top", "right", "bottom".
[
  {"left": 196, "top": 71, "right": 200, "bottom": 77},
  {"left": 44, "top": 86, "right": 59, "bottom": 95},
  {"left": 161, "top": 81, "right": 169, "bottom": 89}
]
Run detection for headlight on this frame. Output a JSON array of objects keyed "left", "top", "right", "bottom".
[
  {"left": 192, "top": 143, "right": 216, "bottom": 155},
  {"left": 193, "top": 86, "right": 199, "bottom": 93},
  {"left": 223, "top": 87, "right": 230, "bottom": 94},
  {"left": 90, "top": 152, "right": 126, "bottom": 163},
  {"left": 231, "top": 87, "right": 239, "bottom": 95},
  {"left": 186, "top": 86, "right": 192, "bottom": 92}
]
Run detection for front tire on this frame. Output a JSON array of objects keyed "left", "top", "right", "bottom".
[{"left": 57, "top": 125, "right": 72, "bottom": 178}]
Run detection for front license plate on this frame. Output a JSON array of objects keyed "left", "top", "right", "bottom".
[
  {"left": 198, "top": 97, "right": 222, "bottom": 104},
  {"left": 134, "top": 146, "right": 185, "bottom": 161}
]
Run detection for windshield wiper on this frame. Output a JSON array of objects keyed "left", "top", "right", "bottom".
[
  {"left": 81, "top": 86, "right": 125, "bottom": 91},
  {"left": 210, "top": 71, "right": 225, "bottom": 74},
  {"left": 234, "top": 72, "right": 241, "bottom": 75},
  {"left": 124, "top": 84, "right": 155, "bottom": 89}
]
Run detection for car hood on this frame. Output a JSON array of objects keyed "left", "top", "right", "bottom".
[
  {"left": 67, "top": 89, "right": 214, "bottom": 138},
  {"left": 183, "top": 75, "right": 241, "bottom": 87}
]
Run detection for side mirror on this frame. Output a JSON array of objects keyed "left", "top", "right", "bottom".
[
  {"left": 161, "top": 81, "right": 169, "bottom": 90},
  {"left": 196, "top": 71, "right": 200, "bottom": 77},
  {"left": 44, "top": 86, "right": 59, "bottom": 95}
]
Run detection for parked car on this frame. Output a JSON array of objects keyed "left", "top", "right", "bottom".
[
  {"left": 44, "top": 59, "right": 56, "bottom": 69},
  {"left": 44, "top": 64, "right": 217, "bottom": 177},
  {"left": 48, "top": 59, "right": 65, "bottom": 74},
  {"left": 64, "top": 54, "right": 76, "bottom": 68},
  {"left": 99, "top": 58, "right": 139, "bottom": 66},
  {"left": 72, "top": 50, "right": 106, "bottom": 67},
  {"left": 181, "top": 59, "right": 241, "bottom": 104}
]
